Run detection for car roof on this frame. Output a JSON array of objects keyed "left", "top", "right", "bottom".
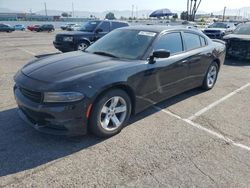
[{"left": 119, "top": 25, "right": 202, "bottom": 34}]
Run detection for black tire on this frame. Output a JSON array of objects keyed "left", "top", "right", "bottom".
[
  {"left": 76, "top": 41, "right": 89, "bottom": 51},
  {"left": 89, "top": 89, "right": 132, "bottom": 138},
  {"left": 202, "top": 62, "right": 219, "bottom": 90}
]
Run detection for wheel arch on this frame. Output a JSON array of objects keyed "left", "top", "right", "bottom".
[
  {"left": 91, "top": 83, "right": 136, "bottom": 115},
  {"left": 213, "top": 58, "right": 221, "bottom": 70}
]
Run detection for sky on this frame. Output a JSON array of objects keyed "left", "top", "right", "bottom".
[{"left": 0, "top": 0, "right": 250, "bottom": 13}]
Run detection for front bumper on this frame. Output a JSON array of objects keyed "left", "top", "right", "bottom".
[
  {"left": 53, "top": 41, "right": 75, "bottom": 52},
  {"left": 204, "top": 32, "right": 224, "bottom": 39},
  {"left": 14, "top": 86, "right": 88, "bottom": 136}
]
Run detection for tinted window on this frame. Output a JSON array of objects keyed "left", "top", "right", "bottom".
[
  {"left": 86, "top": 30, "right": 156, "bottom": 60},
  {"left": 111, "top": 22, "right": 128, "bottom": 30},
  {"left": 234, "top": 24, "right": 250, "bottom": 35},
  {"left": 183, "top": 33, "right": 201, "bottom": 50},
  {"left": 97, "top": 21, "right": 110, "bottom": 32},
  {"left": 200, "top": 36, "right": 207, "bottom": 46},
  {"left": 154, "top": 32, "right": 183, "bottom": 55}
]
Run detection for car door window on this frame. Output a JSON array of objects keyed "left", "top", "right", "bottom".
[
  {"left": 200, "top": 36, "right": 207, "bottom": 47},
  {"left": 111, "top": 22, "right": 128, "bottom": 30},
  {"left": 97, "top": 22, "right": 110, "bottom": 32},
  {"left": 183, "top": 32, "right": 201, "bottom": 50},
  {"left": 154, "top": 32, "right": 183, "bottom": 55}
]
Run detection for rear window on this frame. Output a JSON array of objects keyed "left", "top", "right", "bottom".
[{"left": 183, "top": 32, "right": 201, "bottom": 50}]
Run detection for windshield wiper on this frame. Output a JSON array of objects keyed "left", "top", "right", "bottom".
[{"left": 93, "top": 51, "right": 118, "bottom": 58}]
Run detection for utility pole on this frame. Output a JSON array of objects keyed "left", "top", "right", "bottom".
[
  {"left": 222, "top": 6, "right": 226, "bottom": 21},
  {"left": 72, "top": 2, "right": 75, "bottom": 18},
  {"left": 44, "top": 2, "right": 48, "bottom": 16},
  {"left": 136, "top": 6, "right": 138, "bottom": 19},
  {"left": 131, "top": 5, "right": 134, "bottom": 18},
  {"left": 187, "top": 0, "right": 190, "bottom": 21}
]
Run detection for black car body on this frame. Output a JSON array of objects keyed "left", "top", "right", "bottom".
[
  {"left": 203, "top": 22, "right": 236, "bottom": 39},
  {"left": 0, "top": 23, "right": 15, "bottom": 32},
  {"left": 53, "top": 20, "right": 129, "bottom": 52},
  {"left": 223, "top": 23, "right": 250, "bottom": 60},
  {"left": 14, "top": 26, "right": 226, "bottom": 137},
  {"left": 34, "top": 24, "right": 55, "bottom": 32}
]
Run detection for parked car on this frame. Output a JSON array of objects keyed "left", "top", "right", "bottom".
[
  {"left": 60, "top": 23, "right": 76, "bottom": 30},
  {"left": 53, "top": 20, "right": 129, "bottom": 52},
  {"left": 34, "top": 24, "right": 55, "bottom": 32},
  {"left": 203, "top": 22, "right": 236, "bottom": 39},
  {"left": 14, "top": 25, "right": 226, "bottom": 137},
  {"left": 66, "top": 24, "right": 81, "bottom": 31},
  {"left": 0, "top": 23, "right": 15, "bottom": 32},
  {"left": 14, "top": 24, "right": 25, "bottom": 31},
  {"left": 223, "top": 23, "right": 250, "bottom": 60},
  {"left": 27, "top": 25, "right": 40, "bottom": 31}
]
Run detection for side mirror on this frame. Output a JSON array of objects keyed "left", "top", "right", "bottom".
[
  {"left": 95, "top": 28, "right": 103, "bottom": 33},
  {"left": 149, "top": 49, "right": 170, "bottom": 64}
]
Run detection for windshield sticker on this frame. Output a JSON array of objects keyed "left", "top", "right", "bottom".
[
  {"left": 90, "top": 22, "right": 97, "bottom": 24},
  {"left": 138, "top": 31, "right": 156, "bottom": 37}
]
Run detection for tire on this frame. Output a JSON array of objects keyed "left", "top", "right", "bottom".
[
  {"left": 89, "top": 89, "right": 132, "bottom": 138},
  {"left": 76, "top": 41, "right": 89, "bottom": 51},
  {"left": 202, "top": 62, "right": 219, "bottom": 90}
]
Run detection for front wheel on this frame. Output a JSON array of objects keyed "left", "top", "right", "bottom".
[
  {"left": 202, "top": 62, "right": 219, "bottom": 90},
  {"left": 89, "top": 89, "right": 131, "bottom": 138},
  {"left": 76, "top": 42, "right": 89, "bottom": 51}
]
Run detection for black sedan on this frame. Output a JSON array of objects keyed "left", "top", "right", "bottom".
[
  {"left": 223, "top": 23, "right": 250, "bottom": 60},
  {"left": 14, "top": 26, "right": 226, "bottom": 137}
]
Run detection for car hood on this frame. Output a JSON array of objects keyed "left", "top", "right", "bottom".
[
  {"left": 22, "top": 51, "right": 130, "bottom": 83},
  {"left": 223, "top": 34, "right": 250, "bottom": 41}
]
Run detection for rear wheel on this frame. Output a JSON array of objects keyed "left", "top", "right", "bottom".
[
  {"left": 202, "top": 62, "right": 219, "bottom": 90},
  {"left": 89, "top": 89, "right": 131, "bottom": 138}
]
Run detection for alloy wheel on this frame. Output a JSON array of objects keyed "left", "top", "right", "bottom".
[
  {"left": 207, "top": 65, "right": 217, "bottom": 88},
  {"left": 99, "top": 96, "right": 127, "bottom": 131}
]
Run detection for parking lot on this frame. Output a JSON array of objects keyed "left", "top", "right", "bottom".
[{"left": 0, "top": 31, "right": 250, "bottom": 187}]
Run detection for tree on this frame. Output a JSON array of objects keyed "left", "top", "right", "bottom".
[
  {"left": 61, "top": 12, "right": 69, "bottom": 17},
  {"left": 181, "top": 11, "right": 188, "bottom": 20},
  {"left": 105, "top": 12, "right": 116, "bottom": 20},
  {"left": 173, "top": 14, "right": 178, "bottom": 19}
]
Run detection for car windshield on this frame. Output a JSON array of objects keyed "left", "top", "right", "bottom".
[
  {"left": 79, "top": 21, "right": 100, "bottom": 32},
  {"left": 234, "top": 24, "right": 250, "bottom": 35},
  {"left": 86, "top": 29, "right": 157, "bottom": 60},
  {"left": 208, "top": 23, "right": 227, "bottom": 28}
]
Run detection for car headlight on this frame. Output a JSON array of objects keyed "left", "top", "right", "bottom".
[
  {"left": 63, "top": 36, "right": 73, "bottom": 42},
  {"left": 43, "top": 92, "right": 84, "bottom": 103}
]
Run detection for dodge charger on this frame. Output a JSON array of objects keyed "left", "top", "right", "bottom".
[{"left": 14, "top": 25, "right": 226, "bottom": 137}]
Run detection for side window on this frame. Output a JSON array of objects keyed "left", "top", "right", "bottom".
[
  {"left": 111, "top": 22, "right": 128, "bottom": 30},
  {"left": 200, "top": 36, "right": 207, "bottom": 47},
  {"left": 154, "top": 32, "right": 183, "bottom": 55},
  {"left": 97, "top": 22, "right": 110, "bottom": 32},
  {"left": 183, "top": 32, "right": 202, "bottom": 50}
]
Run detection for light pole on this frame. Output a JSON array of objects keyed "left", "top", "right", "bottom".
[{"left": 222, "top": 6, "right": 226, "bottom": 21}]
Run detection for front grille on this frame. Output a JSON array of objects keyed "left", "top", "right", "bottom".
[
  {"left": 204, "top": 30, "right": 220, "bottom": 33},
  {"left": 56, "top": 35, "right": 63, "bottom": 42},
  {"left": 20, "top": 87, "right": 43, "bottom": 103}
]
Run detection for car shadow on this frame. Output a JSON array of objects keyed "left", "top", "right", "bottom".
[
  {"left": 224, "top": 58, "right": 250, "bottom": 67},
  {"left": 0, "top": 88, "right": 204, "bottom": 177}
]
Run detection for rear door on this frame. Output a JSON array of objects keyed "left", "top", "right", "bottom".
[{"left": 182, "top": 32, "right": 211, "bottom": 86}]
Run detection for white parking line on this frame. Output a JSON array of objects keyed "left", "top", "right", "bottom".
[
  {"left": 18, "top": 48, "right": 36, "bottom": 56},
  {"left": 155, "top": 107, "right": 250, "bottom": 152},
  {"left": 188, "top": 82, "right": 250, "bottom": 120}
]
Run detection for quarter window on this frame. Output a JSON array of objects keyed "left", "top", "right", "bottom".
[
  {"left": 183, "top": 32, "right": 201, "bottom": 50},
  {"left": 154, "top": 32, "right": 183, "bottom": 55},
  {"left": 200, "top": 36, "right": 207, "bottom": 46}
]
